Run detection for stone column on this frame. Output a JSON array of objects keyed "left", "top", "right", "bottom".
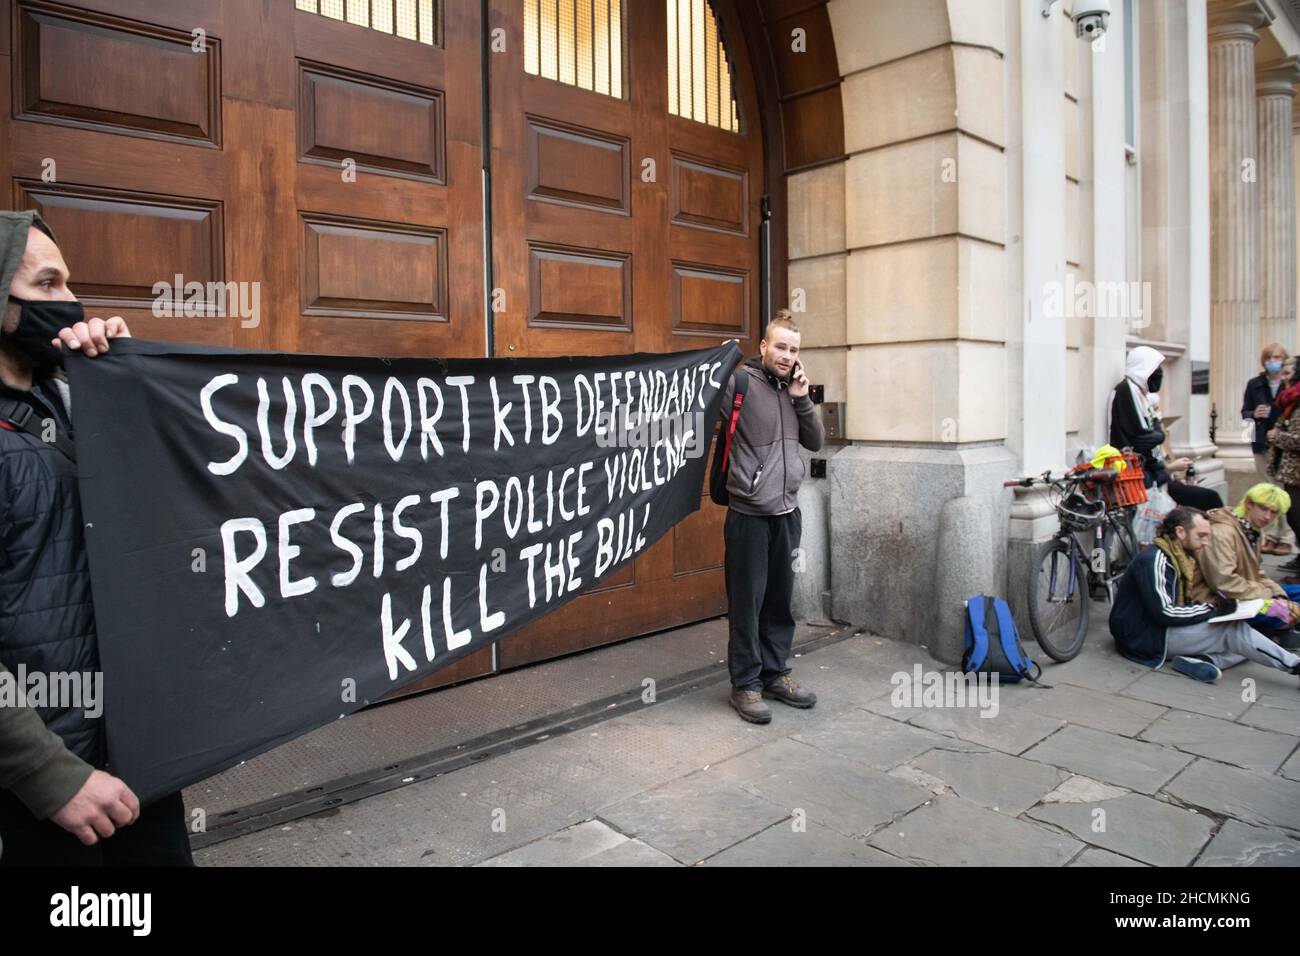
[
  {"left": 1142, "top": 0, "right": 1225, "bottom": 500},
  {"left": 826, "top": 0, "right": 1016, "bottom": 664},
  {"left": 1256, "top": 56, "right": 1300, "bottom": 352},
  {"left": 1207, "top": 0, "right": 1270, "bottom": 464}
]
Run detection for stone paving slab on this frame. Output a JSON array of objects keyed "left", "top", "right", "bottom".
[
  {"left": 1280, "top": 747, "right": 1300, "bottom": 782},
  {"left": 790, "top": 707, "right": 982, "bottom": 771},
  {"left": 704, "top": 736, "right": 824, "bottom": 778},
  {"left": 1120, "top": 670, "right": 1256, "bottom": 720},
  {"left": 596, "top": 689, "right": 788, "bottom": 769},
  {"left": 1022, "top": 724, "right": 1192, "bottom": 794},
  {"left": 702, "top": 820, "right": 912, "bottom": 867},
  {"left": 709, "top": 738, "right": 933, "bottom": 839},
  {"left": 1025, "top": 794, "right": 1215, "bottom": 867},
  {"left": 1250, "top": 687, "right": 1300, "bottom": 711},
  {"left": 865, "top": 697, "right": 1066, "bottom": 755},
  {"left": 200, "top": 771, "right": 593, "bottom": 867},
  {"left": 1035, "top": 646, "right": 1150, "bottom": 694},
  {"left": 1068, "top": 847, "right": 1149, "bottom": 867},
  {"left": 597, "top": 771, "right": 789, "bottom": 865},
  {"left": 1139, "top": 709, "right": 1298, "bottom": 774},
  {"left": 904, "top": 748, "right": 1066, "bottom": 815},
  {"left": 1040, "top": 774, "right": 1131, "bottom": 805},
  {"left": 198, "top": 726, "right": 674, "bottom": 866},
  {"left": 1237, "top": 697, "right": 1300, "bottom": 736},
  {"left": 476, "top": 819, "right": 677, "bottom": 867},
  {"left": 1193, "top": 820, "right": 1300, "bottom": 867},
  {"left": 786, "top": 638, "right": 930, "bottom": 714},
  {"left": 806, "top": 633, "right": 936, "bottom": 678},
  {"left": 867, "top": 794, "right": 1082, "bottom": 867},
  {"left": 1021, "top": 682, "right": 1166, "bottom": 736},
  {"left": 1164, "top": 759, "right": 1300, "bottom": 835},
  {"left": 576, "top": 838, "right": 682, "bottom": 866}
]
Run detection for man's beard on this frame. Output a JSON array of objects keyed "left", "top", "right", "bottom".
[
  {"left": 1, "top": 301, "right": 20, "bottom": 335},
  {"left": 0, "top": 304, "right": 36, "bottom": 371}
]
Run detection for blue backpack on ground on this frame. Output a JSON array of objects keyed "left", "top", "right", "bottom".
[{"left": 963, "top": 595, "right": 1047, "bottom": 685}]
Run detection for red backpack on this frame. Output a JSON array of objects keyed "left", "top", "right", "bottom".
[{"left": 708, "top": 371, "right": 749, "bottom": 506}]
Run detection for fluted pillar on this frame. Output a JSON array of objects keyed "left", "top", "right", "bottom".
[
  {"left": 1208, "top": 0, "right": 1271, "bottom": 462},
  {"left": 1257, "top": 56, "right": 1300, "bottom": 352}
]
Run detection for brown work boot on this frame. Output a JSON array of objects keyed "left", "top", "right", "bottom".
[
  {"left": 762, "top": 674, "right": 817, "bottom": 709},
  {"left": 729, "top": 688, "right": 772, "bottom": 724}
]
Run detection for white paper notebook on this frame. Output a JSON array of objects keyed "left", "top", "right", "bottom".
[{"left": 1206, "top": 598, "right": 1267, "bottom": 624}]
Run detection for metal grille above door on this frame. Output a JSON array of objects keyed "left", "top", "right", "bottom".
[{"left": 295, "top": 0, "right": 440, "bottom": 46}]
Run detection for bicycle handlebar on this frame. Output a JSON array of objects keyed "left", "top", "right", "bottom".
[{"left": 1002, "top": 467, "right": 1118, "bottom": 489}]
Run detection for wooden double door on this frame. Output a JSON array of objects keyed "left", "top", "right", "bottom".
[{"left": 1, "top": 0, "right": 766, "bottom": 683}]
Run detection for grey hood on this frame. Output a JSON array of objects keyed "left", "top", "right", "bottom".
[{"left": 0, "top": 210, "right": 55, "bottom": 316}]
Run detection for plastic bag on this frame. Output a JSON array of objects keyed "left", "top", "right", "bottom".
[{"left": 1133, "top": 484, "right": 1175, "bottom": 546}]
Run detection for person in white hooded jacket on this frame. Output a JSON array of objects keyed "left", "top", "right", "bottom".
[{"left": 1109, "top": 345, "right": 1222, "bottom": 511}]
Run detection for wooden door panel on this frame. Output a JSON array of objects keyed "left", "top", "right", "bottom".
[
  {"left": 491, "top": 0, "right": 761, "bottom": 668},
  {"left": 284, "top": 7, "right": 478, "bottom": 365},
  {"left": 671, "top": 153, "right": 749, "bottom": 235},
  {"left": 527, "top": 201, "right": 634, "bottom": 244},
  {"left": 671, "top": 260, "right": 750, "bottom": 337},
  {"left": 13, "top": 1, "right": 222, "bottom": 146},
  {"left": 295, "top": 165, "right": 450, "bottom": 225},
  {"left": 7, "top": 122, "right": 226, "bottom": 200},
  {"left": 526, "top": 116, "right": 630, "bottom": 213},
  {"left": 296, "top": 60, "right": 445, "bottom": 183}
]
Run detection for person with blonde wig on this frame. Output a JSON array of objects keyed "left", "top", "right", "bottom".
[{"left": 1189, "top": 483, "right": 1300, "bottom": 649}]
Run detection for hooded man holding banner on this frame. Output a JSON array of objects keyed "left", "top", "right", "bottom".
[{"left": 0, "top": 210, "right": 192, "bottom": 866}]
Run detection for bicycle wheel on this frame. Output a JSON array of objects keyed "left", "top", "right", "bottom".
[
  {"left": 1105, "top": 509, "right": 1139, "bottom": 578},
  {"left": 1027, "top": 536, "right": 1090, "bottom": 662}
]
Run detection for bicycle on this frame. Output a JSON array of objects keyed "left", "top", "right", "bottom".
[{"left": 1003, "top": 468, "right": 1141, "bottom": 662}]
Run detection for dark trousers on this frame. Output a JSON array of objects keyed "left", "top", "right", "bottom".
[
  {"left": 1286, "top": 484, "right": 1300, "bottom": 548},
  {"left": 0, "top": 789, "right": 193, "bottom": 866},
  {"left": 1167, "top": 480, "right": 1222, "bottom": 512},
  {"left": 724, "top": 508, "right": 801, "bottom": 691}
]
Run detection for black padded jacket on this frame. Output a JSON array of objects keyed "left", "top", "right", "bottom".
[{"left": 0, "top": 381, "right": 104, "bottom": 772}]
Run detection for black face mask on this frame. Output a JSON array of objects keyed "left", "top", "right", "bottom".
[
  {"left": 1147, "top": 368, "right": 1164, "bottom": 393},
  {"left": 4, "top": 297, "right": 82, "bottom": 369}
]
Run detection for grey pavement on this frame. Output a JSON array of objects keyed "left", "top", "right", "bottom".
[{"left": 196, "top": 602, "right": 1300, "bottom": 867}]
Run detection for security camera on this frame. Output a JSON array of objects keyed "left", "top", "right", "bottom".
[{"left": 1073, "top": 0, "right": 1110, "bottom": 40}]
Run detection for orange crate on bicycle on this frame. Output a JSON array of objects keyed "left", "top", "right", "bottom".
[{"left": 1073, "top": 451, "right": 1147, "bottom": 508}]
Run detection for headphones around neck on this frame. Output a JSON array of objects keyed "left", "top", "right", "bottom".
[{"left": 761, "top": 365, "right": 790, "bottom": 390}]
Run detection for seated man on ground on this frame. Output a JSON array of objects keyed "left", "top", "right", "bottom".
[
  {"left": 1187, "top": 483, "right": 1300, "bottom": 649},
  {"left": 1109, "top": 506, "right": 1300, "bottom": 685}
]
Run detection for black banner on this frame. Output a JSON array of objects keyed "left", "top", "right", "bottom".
[{"left": 67, "top": 339, "right": 741, "bottom": 802}]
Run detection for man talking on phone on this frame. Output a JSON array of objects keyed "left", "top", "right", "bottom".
[{"left": 717, "top": 309, "right": 825, "bottom": 723}]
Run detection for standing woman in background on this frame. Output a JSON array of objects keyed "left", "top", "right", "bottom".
[
  {"left": 1268, "top": 359, "right": 1300, "bottom": 574},
  {"left": 1243, "top": 343, "right": 1292, "bottom": 554}
]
